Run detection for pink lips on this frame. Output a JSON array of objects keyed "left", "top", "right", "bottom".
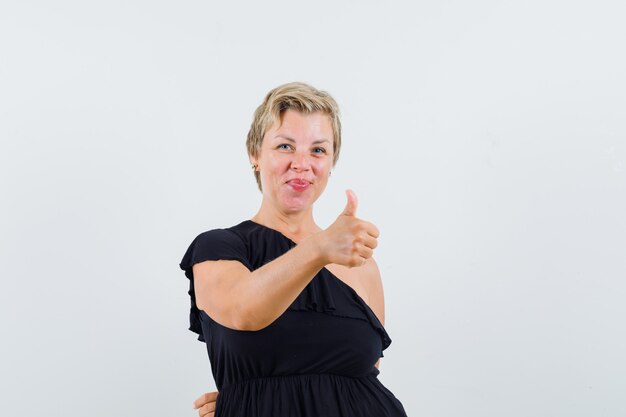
[{"left": 287, "top": 179, "right": 311, "bottom": 192}]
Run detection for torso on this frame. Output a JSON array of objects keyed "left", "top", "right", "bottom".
[{"left": 182, "top": 220, "right": 404, "bottom": 415}]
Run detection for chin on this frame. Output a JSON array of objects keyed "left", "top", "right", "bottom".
[
  {"left": 281, "top": 197, "right": 312, "bottom": 213},
  {"left": 279, "top": 190, "right": 318, "bottom": 212}
]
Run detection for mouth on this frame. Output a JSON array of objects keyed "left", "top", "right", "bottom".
[{"left": 286, "top": 178, "right": 312, "bottom": 192}]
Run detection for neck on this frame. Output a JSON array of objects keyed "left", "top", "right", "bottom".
[{"left": 251, "top": 199, "right": 321, "bottom": 242}]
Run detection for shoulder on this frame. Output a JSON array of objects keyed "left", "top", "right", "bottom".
[
  {"left": 363, "top": 257, "right": 382, "bottom": 289},
  {"left": 180, "top": 222, "right": 254, "bottom": 273},
  {"left": 189, "top": 227, "right": 247, "bottom": 259},
  {"left": 195, "top": 227, "right": 245, "bottom": 247},
  {"left": 191, "top": 220, "right": 260, "bottom": 250},
  {"left": 363, "top": 257, "right": 385, "bottom": 325}
]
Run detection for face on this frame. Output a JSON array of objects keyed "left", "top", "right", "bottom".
[{"left": 252, "top": 109, "right": 334, "bottom": 214}]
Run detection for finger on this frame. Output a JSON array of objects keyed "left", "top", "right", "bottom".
[
  {"left": 362, "top": 234, "right": 378, "bottom": 250},
  {"left": 202, "top": 409, "right": 215, "bottom": 417},
  {"left": 193, "top": 391, "right": 217, "bottom": 409},
  {"left": 198, "top": 407, "right": 214, "bottom": 417},
  {"left": 365, "top": 222, "right": 380, "bottom": 239},
  {"left": 193, "top": 391, "right": 218, "bottom": 409},
  {"left": 356, "top": 245, "right": 374, "bottom": 260},
  {"left": 349, "top": 253, "right": 369, "bottom": 268},
  {"left": 199, "top": 401, "right": 216, "bottom": 417},
  {"left": 342, "top": 189, "right": 358, "bottom": 217}
]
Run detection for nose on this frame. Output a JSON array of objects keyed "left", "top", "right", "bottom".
[{"left": 290, "top": 152, "right": 311, "bottom": 172}]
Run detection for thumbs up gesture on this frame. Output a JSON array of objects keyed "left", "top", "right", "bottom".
[
  {"left": 318, "top": 190, "right": 380, "bottom": 268},
  {"left": 342, "top": 189, "right": 359, "bottom": 217}
]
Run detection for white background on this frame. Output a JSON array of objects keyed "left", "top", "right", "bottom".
[{"left": 1, "top": 1, "right": 625, "bottom": 416}]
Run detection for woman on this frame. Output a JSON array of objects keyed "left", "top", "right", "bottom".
[{"left": 180, "top": 82, "right": 407, "bottom": 416}]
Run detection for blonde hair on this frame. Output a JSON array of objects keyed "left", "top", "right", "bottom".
[{"left": 246, "top": 82, "right": 342, "bottom": 192}]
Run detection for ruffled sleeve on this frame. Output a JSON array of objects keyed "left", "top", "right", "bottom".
[{"left": 179, "top": 229, "right": 251, "bottom": 341}]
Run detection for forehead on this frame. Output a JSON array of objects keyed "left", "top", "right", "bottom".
[{"left": 265, "top": 109, "right": 332, "bottom": 141}]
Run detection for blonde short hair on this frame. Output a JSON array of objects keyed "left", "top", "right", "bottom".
[{"left": 246, "top": 82, "right": 342, "bottom": 192}]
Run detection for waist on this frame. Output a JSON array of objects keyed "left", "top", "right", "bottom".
[
  {"left": 219, "top": 371, "right": 378, "bottom": 393},
  {"left": 214, "top": 371, "right": 408, "bottom": 417}
]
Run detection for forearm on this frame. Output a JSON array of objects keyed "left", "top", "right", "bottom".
[{"left": 228, "top": 234, "right": 327, "bottom": 330}]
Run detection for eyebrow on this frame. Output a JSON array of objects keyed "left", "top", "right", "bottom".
[{"left": 274, "top": 135, "right": 331, "bottom": 145}]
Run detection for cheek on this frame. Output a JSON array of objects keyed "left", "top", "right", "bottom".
[
  {"left": 261, "top": 155, "right": 290, "bottom": 182},
  {"left": 263, "top": 152, "right": 285, "bottom": 168},
  {"left": 313, "top": 159, "right": 332, "bottom": 175}
]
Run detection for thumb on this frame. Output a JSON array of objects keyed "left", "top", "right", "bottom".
[{"left": 342, "top": 189, "right": 358, "bottom": 216}]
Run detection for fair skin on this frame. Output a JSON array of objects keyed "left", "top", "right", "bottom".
[{"left": 191, "top": 110, "right": 385, "bottom": 416}]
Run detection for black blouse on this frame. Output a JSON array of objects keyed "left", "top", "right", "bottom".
[{"left": 180, "top": 220, "right": 407, "bottom": 417}]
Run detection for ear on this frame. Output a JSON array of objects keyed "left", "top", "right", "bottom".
[{"left": 249, "top": 155, "right": 259, "bottom": 171}]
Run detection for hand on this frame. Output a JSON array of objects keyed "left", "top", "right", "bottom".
[
  {"left": 317, "top": 189, "right": 380, "bottom": 268},
  {"left": 193, "top": 391, "right": 218, "bottom": 417}
]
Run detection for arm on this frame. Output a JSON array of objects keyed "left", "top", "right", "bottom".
[
  {"left": 366, "top": 258, "right": 385, "bottom": 369},
  {"left": 366, "top": 258, "right": 385, "bottom": 327},
  {"left": 193, "top": 190, "right": 379, "bottom": 331},
  {"left": 193, "top": 235, "right": 328, "bottom": 330}
]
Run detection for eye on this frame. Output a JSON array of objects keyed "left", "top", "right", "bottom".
[
  {"left": 312, "top": 147, "right": 327, "bottom": 154},
  {"left": 277, "top": 144, "right": 292, "bottom": 151}
]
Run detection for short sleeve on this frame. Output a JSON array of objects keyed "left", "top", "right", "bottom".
[{"left": 179, "top": 229, "right": 251, "bottom": 341}]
